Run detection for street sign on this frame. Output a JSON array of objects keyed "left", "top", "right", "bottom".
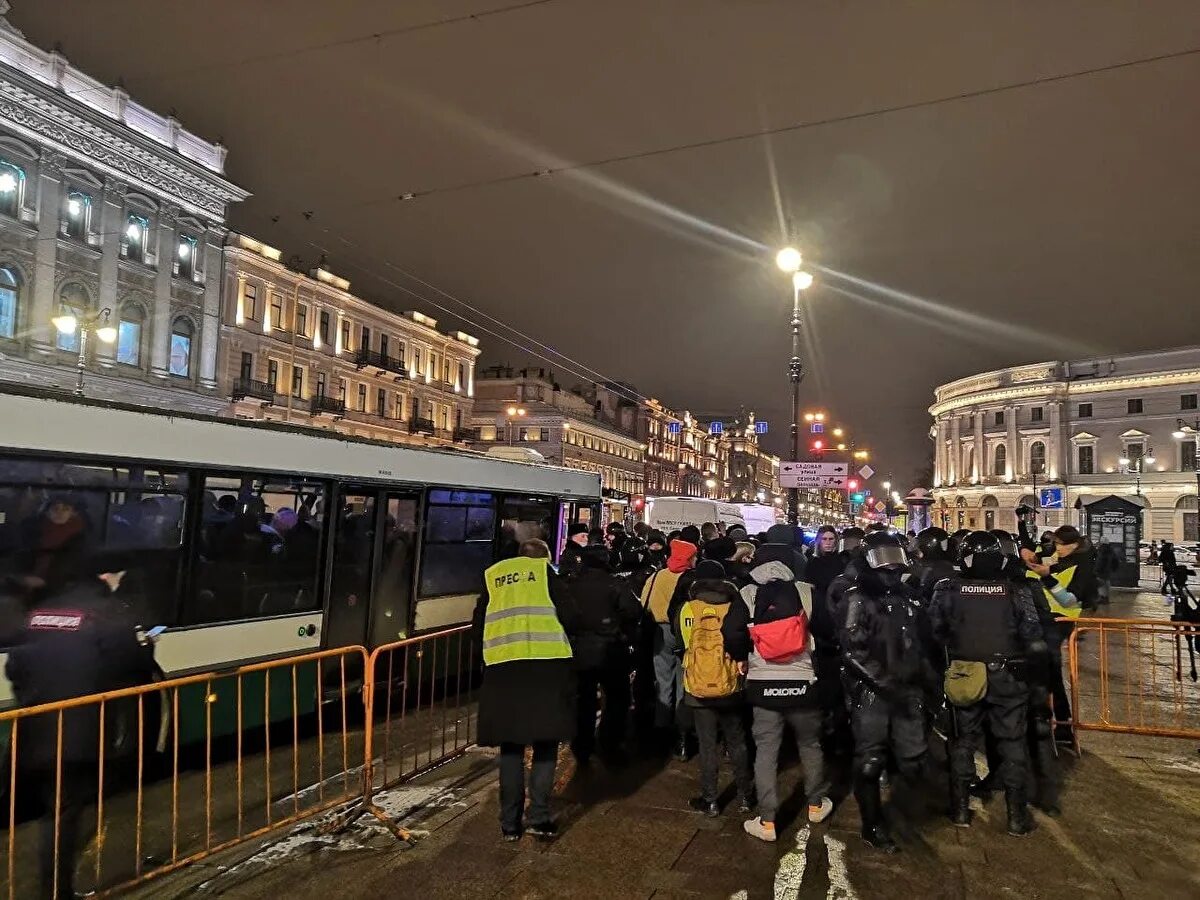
[
  {"left": 755, "top": 421, "right": 769, "bottom": 435},
  {"left": 779, "top": 461, "right": 848, "bottom": 488},
  {"left": 709, "top": 421, "right": 723, "bottom": 435},
  {"left": 667, "top": 422, "right": 682, "bottom": 435},
  {"left": 874, "top": 500, "right": 886, "bottom": 512},
  {"left": 810, "top": 422, "right": 824, "bottom": 434},
  {"left": 1040, "top": 487, "right": 1064, "bottom": 510},
  {"left": 858, "top": 464, "right": 875, "bottom": 480},
  {"left": 863, "top": 489, "right": 872, "bottom": 497}
]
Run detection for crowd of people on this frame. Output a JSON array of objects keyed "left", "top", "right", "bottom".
[{"left": 473, "top": 514, "right": 1100, "bottom": 851}]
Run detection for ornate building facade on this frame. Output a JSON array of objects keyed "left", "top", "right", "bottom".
[
  {"left": 930, "top": 347, "right": 1200, "bottom": 541},
  {"left": 0, "top": 18, "right": 247, "bottom": 410}
]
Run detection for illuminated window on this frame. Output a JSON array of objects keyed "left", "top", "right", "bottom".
[
  {"left": 1029, "top": 441, "right": 1046, "bottom": 474},
  {"left": 168, "top": 319, "right": 193, "bottom": 377},
  {"left": 992, "top": 444, "right": 1007, "bottom": 477},
  {"left": 1077, "top": 446, "right": 1094, "bottom": 475},
  {"left": 0, "top": 160, "right": 25, "bottom": 218},
  {"left": 116, "top": 306, "right": 143, "bottom": 366},
  {"left": 174, "top": 234, "right": 198, "bottom": 281},
  {"left": 0, "top": 266, "right": 19, "bottom": 339},
  {"left": 122, "top": 214, "right": 150, "bottom": 263},
  {"left": 61, "top": 190, "right": 92, "bottom": 239}
]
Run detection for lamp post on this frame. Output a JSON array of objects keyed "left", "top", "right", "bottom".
[
  {"left": 52, "top": 308, "right": 117, "bottom": 397},
  {"left": 1118, "top": 449, "right": 1155, "bottom": 496},
  {"left": 776, "top": 248, "right": 814, "bottom": 527},
  {"left": 1173, "top": 419, "right": 1200, "bottom": 530},
  {"left": 503, "top": 405, "right": 526, "bottom": 446}
]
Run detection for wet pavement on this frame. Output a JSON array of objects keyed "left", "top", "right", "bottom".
[{"left": 114, "top": 585, "right": 1200, "bottom": 899}]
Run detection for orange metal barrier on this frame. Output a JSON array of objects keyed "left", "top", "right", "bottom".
[
  {"left": 0, "top": 645, "right": 369, "bottom": 899},
  {"left": 1067, "top": 617, "right": 1200, "bottom": 742},
  {"left": 335, "top": 625, "right": 479, "bottom": 838}
]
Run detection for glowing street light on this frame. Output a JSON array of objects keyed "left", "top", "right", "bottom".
[
  {"left": 775, "top": 247, "right": 802, "bottom": 273},
  {"left": 52, "top": 307, "right": 117, "bottom": 397}
]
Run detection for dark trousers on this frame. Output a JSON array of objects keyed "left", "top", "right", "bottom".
[
  {"left": 1049, "top": 623, "right": 1073, "bottom": 727},
  {"left": 572, "top": 663, "right": 631, "bottom": 761},
  {"left": 814, "top": 646, "right": 852, "bottom": 751},
  {"left": 1026, "top": 682, "right": 1059, "bottom": 807},
  {"left": 498, "top": 741, "right": 558, "bottom": 832},
  {"left": 949, "top": 667, "right": 1030, "bottom": 796},
  {"left": 692, "top": 706, "right": 753, "bottom": 803},
  {"left": 849, "top": 686, "right": 928, "bottom": 781},
  {"left": 33, "top": 765, "right": 92, "bottom": 900}
]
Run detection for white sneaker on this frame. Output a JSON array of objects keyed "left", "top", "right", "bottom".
[
  {"left": 807, "top": 797, "right": 834, "bottom": 824},
  {"left": 743, "top": 816, "right": 777, "bottom": 842}
]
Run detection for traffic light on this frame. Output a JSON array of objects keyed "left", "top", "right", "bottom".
[
  {"left": 847, "top": 479, "right": 859, "bottom": 491},
  {"left": 812, "top": 440, "right": 823, "bottom": 451}
]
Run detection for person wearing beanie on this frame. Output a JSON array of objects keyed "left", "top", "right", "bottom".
[
  {"left": 680, "top": 525, "right": 702, "bottom": 547},
  {"left": 704, "top": 536, "right": 751, "bottom": 588},
  {"left": 560, "top": 522, "right": 591, "bottom": 577},
  {"left": 639, "top": 538, "right": 698, "bottom": 755}
]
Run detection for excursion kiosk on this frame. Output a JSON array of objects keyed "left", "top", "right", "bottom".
[{"left": 1074, "top": 494, "right": 1145, "bottom": 589}]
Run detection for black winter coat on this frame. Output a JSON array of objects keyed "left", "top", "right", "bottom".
[
  {"left": 472, "top": 572, "right": 580, "bottom": 747},
  {"left": 566, "top": 568, "right": 642, "bottom": 671}
]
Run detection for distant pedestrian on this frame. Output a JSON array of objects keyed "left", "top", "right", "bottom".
[
  {"left": 474, "top": 540, "right": 578, "bottom": 841},
  {"left": 639, "top": 538, "right": 698, "bottom": 756}
]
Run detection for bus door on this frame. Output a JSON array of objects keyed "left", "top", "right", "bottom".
[
  {"left": 368, "top": 491, "right": 420, "bottom": 648},
  {"left": 325, "top": 486, "right": 379, "bottom": 649},
  {"left": 558, "top": 499, "right": 599, "bottom": 561}
]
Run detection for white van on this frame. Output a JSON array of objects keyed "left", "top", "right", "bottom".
[
  {"left": 736, "top": 503, "right": 781, "bottom": 536},
  {"left": 645, "top": 497, "right": 746, "bottom": 533}
]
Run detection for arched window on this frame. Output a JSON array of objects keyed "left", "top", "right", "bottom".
[
  {"left": 122, "top": 213, "right": 150, "bottom": 264},
  {"left": 0, "top": 266, "right": 18, "bottom": 339},
  {"left": 168, "top": 318, "right": 193, "bottom": 377},
  {"left": 0, "top": 160, "right": 26, "bottom": 219},
  {"left": 56, "top": 283, "right": 90, "bottom": 353},
  {"left": 62, "top": 190, "right": 93, "bottom": 240},
  {"left": 1029, "top": 441, "right": 1047, "bottom": 475},
  {"left": 993, "top": 443, "right": 1007, "bottom": 477},
  {"left": 117, "top": 303, "right": 145, "bottom": 366}
]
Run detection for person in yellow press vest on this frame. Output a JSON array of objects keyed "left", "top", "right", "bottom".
[
  {"left": 1021, "top": 524, "right": 1097, "bottom": 743},
  {"left": 472, "top": 539, "right": 578, "bottom": 842}
]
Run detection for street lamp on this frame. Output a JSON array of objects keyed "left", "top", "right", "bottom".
[
  {"left": 52, "top": 307, "right": 117, "bottom": 397},
  {"left": 1118, "top": 450, "right": 1155, "bottom": 495},
  {"left": 1172, "top": 419, "right": 1200, "bottom": 514},
  {"left": 777, "top": 247, "right": 815, "bottom": 527},
  {"left": 503, "top": 405, "right": 527, "bottom": 445}
]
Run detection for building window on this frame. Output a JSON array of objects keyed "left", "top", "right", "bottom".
[
  {"left": 296, "top": 303, "right": 308, "bottom": 337},
  {"left": 1127, "top": 398, "right": 1143, "bottom": 415},
  {"left": 0, "top": 160, "right": 25, "bottom": 218},
  {"left": 379, "top": 334, "right": 389, "bottom": 359},
  {"left": 1029, "top": 441, "right": 1047, "bottom": 474},
  {"left": 1126, "top": 442, "right": 1144, "bottom": 465},
  {"left": 992, "top": 443, "right": 1006, "bottom": 477},
  {"left": 1030, "top": 406, "right": 1043, "bottom": 423},
  {"left": 174, "top": 235, "right": 198, "bottom": 281},
  {"left": 412, "top": 348, "right": 421, "bottom": 375},
  {"left": 1077, "top": 445, "right": 1095, "bottom": 475},
  {"left": 395, "top": 394, "right": 406, "bottom": 419},
  {"left": 316, "top": 372, "right": 326, "bottom": 397},
  {"left": 168, "top": 319, "right": 193, "bottom": 377},
  {"left": 0, "top": 266, "right": 19, "bottom": 339},
  {"left": 268, "top": 359, "right": 279, "bottom": 389},
  {"left": 360, "top": 324, "right": 371, "bottom": 351},
  {"left": 341, "top": 319, "right": 351, "bottom": 352},
  {"left": 1078, "top": 402, "right": 1092, "bottom": 418},
  {"left": 1182, "top": 441, "right": 1197, "bottom": 472},
  {"left": 61, "top": 190, "right": 92, "bottom": 239},
  {"left": 291, "top": 365, "right": 304, "bottom": 398},
  {"left": 994, "top": 411, "right": 1004, "bottom": 426},
  {"left": 319, "top": 310, "right": 331, "bottom": 345},
  {"left": 270, "top": 293, "right": 284, "bottom": 330},
  {"left": 357, "top": 383, "right": 366, "bottom": 411},
  {"left": 337, "top": 378, "right": 346, "bottom": 403},
  {"left": 244, "top": 283, "right": 258, "bottom": 321},
  {"left": 377, "top": 388, "right": 386, "bottom": 416},
  {"left": 116, "top": 306, "right": 143, "bottom": 366},
  {"left": 55, "top": 284, "right": 89, "bottom": 353},
  {"left": 122, "top": 214, "right": 149, "bottom": 264},
  {"left": 239, "top": 352, "right": 253, "bottom": 381},
  {"left": 1183, "top": 394, "right": 1198, "bottom": 411}
]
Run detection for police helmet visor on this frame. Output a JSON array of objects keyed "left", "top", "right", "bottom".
[
  {"left": 996, "top": 537, "right": 1018, "bottom": 556},
  {"left": 841, "top": 536, "right": 863, "bottom": 553},
  {"left": 865, "top": 545, "right": 909, "bottom": 569}
]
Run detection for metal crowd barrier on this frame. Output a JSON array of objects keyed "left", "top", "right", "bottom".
[
  {"left": 0, "top": 625, "right": 480, "bottom": 898},
  {"left": 1067, "top": 617, "right": 1200, "bottom": 742}
]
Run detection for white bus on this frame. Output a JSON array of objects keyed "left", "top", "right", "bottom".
[{"left": 0, "top": 388, "right": 600, "bottom": 736}]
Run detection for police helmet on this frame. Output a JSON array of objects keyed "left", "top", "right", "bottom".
[
  {"left": 915, "top": 526, "right": 952, "bottom": 560},
  {"left": 862, "top": 530, "right": 909, "bottom": 571},
  {"left": 958, "top": 531, "right": 1006, "bottom": 578},
  {"left": 840, "top": 526, "right": 866, "bottom": 554},
  {"left": 988, "top": 528, "right": 1019, "bottom": 558}
]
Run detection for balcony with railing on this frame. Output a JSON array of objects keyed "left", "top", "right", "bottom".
[
  {"left": 410, "top": 416, "right": 436, "bottom": 434},
  {"left": 231, "top": 378, "right": 279, "bottom": 404},
  {"left": 310, "top": 394, "right": 346, "bottom": 417},
  {"left": 453, "top": 427, "right": 477, "bottom": 443},
  {"left": 355, "top": 349, "right": 408, "bottom": 378}
]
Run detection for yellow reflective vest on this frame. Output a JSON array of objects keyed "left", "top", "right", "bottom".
[
  {"left": 1025, "top": 561, "right": 1083, "bottom": 619},
  {"left": 481, "top": 557, "right": 573, "bottom": 667}
]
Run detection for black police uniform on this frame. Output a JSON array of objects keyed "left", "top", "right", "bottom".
[
  {"left": 6, "top": 577, "right": 158, "bottom": 900},
  {"left": 929, "top": 551, "right": 1045, "bottom": 835},
  {"left": 839, "top": 562, "right": 933, "bottom": 852},
  {"left": 910, "top": 528, "right": 956, "bottom": 607}
]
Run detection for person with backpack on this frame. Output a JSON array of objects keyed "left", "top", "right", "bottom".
[
  {"left": 723, "top": 549, "right": 833, "bottom": 842},
  {"left": 674, "top": 561, "right": 754, "bottom": 816},
  {"left": 640, "top": 537, "right": 698, "bottom": 755}
]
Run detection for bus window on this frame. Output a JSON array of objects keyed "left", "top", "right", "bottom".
[
  {"left": 191, "top": 474, "right": 328, "bottom": 624},
  {"left": 370, "top": 493, "right": 418, "bottom": 646},
  {"left": 418, "top": 490, "right": 494, "bottom": 599},
  {"left": 498, "top": 495, "right": 555, "bottom": 560},
  {"left": 0, "top": 456, "right": 189, "bottom": 641}
]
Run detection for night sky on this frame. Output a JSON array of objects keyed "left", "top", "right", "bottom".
[{"left": 14, "top": 1, "right": 1200, "bottom": 487}]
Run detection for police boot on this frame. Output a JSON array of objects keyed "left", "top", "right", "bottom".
[
  {"left": 1005, "top": 790, "right": 1036, "bottom": 837},
  {"left": 949, "top": 782, "right": 973, "bottom": 828},
  {"left": 855, "top": 781, "right": 898, "bottom": 853}
]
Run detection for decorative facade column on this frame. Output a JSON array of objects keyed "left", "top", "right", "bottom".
[
  {"left": 149, "top": 205, "right": 178, "bottom": 378},
  {"left": 934, "top": 419, "right": 946, "bottom": 486},
  {"left": 1048, "top": 400, "right": 1065, "bottom": 480},
  {"left": 199, "top": 225, "right": 223, "bottom": 389},
  {"left": 29, "top": 151, "right": 63, "bottom": 353},
  {"left": 972, "top": 410, "right": 985, "bottom": 481},
  {"left": 95, "top": 177, "right": 124, "bottom": 367},
  {"left": 949, "top": 415, "right": 961, "bottom": 485},
  {"left": 1006, "top": 405, "right": 1019, "bottom": 479}
]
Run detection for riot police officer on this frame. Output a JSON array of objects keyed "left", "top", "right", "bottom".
[
  {"left": 838, "top": 531, "right": 934, "bottom": 853},
  {"left": 929, "top": 531, "right": 1046, "bottom": 836},
  {"left": 910, "top": 527, "right": 956, "bottom": 606}
]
